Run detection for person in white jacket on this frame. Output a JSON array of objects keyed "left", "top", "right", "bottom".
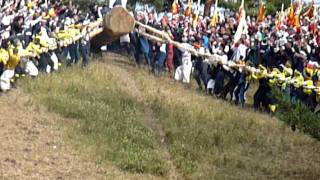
[{"left": 175, "top": 39, "right": 193, "bottom": 84}]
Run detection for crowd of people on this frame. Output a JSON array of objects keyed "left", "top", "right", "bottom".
[
  {"left": 127, "top": 1, "right": 320, "bottom": 113},
  {"left": 1, "top": 0, "right": 320, "bottom": 114},
  {"left": 0, "top": 0, "right": 115, "bottom": 91}
]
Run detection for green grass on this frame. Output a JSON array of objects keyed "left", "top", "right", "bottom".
[
  {"left": 131, "top": 62, "right": 320, "bottom": 180},
  {"left": 23, "top": 64, "right": 168, "bottom": 176},
  {"left": 22, "top": 57, "right": 320, "bottom": 179}
]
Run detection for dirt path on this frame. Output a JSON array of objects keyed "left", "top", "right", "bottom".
[
  {"left": 0, "top": 90, "right": 155, "bottom": 180},
  {"left": 0, "top": 54, "right": 182, "bottom": 179},
  {"left": 0, "top": 90, "right": 106, "bottom": 179},
  {"left": 104, "top": 56, "right": 184, "bottom": 180}
]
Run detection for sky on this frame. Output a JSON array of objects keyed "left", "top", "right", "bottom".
[{"left": 303, "top": 0, "right": 320, "bottom": 4}]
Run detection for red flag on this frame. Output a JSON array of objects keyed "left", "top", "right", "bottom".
[{"left": 303, "top": 2, "right": 315, "bottom": 19}]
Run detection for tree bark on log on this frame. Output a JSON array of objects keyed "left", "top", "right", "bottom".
[{"left": 90, "top": 7, "right": 135, "bottom": 49}]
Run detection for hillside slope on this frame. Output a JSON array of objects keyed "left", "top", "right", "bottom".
[
  {"left": 17, "top": 53, "right": 320, "bottom": 179},
  {"left": 0, "top": 90, "right": 161, "bottom": 179}
]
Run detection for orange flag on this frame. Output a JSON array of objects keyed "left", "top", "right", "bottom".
[
  {"left": 287, "top": 2, "right": 295, "bottom": 26},
  {"left": 293, "top": 0, "right": 303, "bottom": 30},
  {"left": 257, "top": 3, "right": 266, "bottom": 22},
  {"left": 185, "top": 0, "right": 193, "bottom": 17},
  {"left": 294, "top": 14, "right": 300, "bottom": 29},
  {"left": 172, "top": 0, "right": 180, "bottom": 15}
]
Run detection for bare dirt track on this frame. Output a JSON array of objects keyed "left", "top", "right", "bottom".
[
  {"left": 0, "top": 90, "right": 158, "bottom": 180},
  {"left": 0, "top": 90, "right": 107, "bottom": 179}
]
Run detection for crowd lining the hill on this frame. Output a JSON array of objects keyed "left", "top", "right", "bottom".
[
  {"left": 129, "top": 0, "right": 320, "bottom": 113},
  {"left": 0, "top": 0, "right": 111, "bottom": 90},
  {"left": 0, "top": 0, "right": 320, "bottom": 113}
]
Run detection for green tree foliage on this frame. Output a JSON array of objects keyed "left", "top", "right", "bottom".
[
  {"left": 129, "top": 0, "right": 166, "bottom": 9},
  {"left": 220, "top": 0, "right": 291, "bottom": 16},
  {"left": 272, "top": 88, "right": 320, "bottom": 140}
]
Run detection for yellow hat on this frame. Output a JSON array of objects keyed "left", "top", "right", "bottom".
[
  {"left": 283, "top": 67, "right": 293, "bottom": 77},
  {"left": 269, "top": 104, "right": 277, "bottom": 113},
  {"left": 27, "top": 2, "right": 33, "bottom": 9},
  {"left": 305, "top": 67, "right": 314, "bottom": 78},
  {"left": 48, "top": 8, "right": 56, "bottom": 17}
]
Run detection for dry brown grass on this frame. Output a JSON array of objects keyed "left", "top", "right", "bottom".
[
  {"left": 0, "top": 90, "right": 162, "bottom": 180},
  {"left": 104, "top": 54, "right": 320, "bottom": 180},
  {"left": 17, "top": 53, "right": 320, "bottom": 180}
]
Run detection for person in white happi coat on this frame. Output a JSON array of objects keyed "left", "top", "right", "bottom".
[{"left": 174, "top": 39, "right": 193, "bottom": 84}]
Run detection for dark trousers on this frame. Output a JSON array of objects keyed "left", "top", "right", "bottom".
[
  {"left": 121, "top": 42, "right": 132, "bottom": 57},
  {"left": 220, "top": 76, "right": 237, "bottom": 100},
  {"left": 79, "top": 43, "right": 90, "bottom": 67},
  {"left": 214, "top": 70, "right": 225, "bottom": 95},
  {"left": 0, "top": 62, "right": 4, "bottom": 75},
  {"left": 235, "top": 82, "right": 246, "bottom": 105},
  {"left": 68, "top": 43, "right": 80, "bottom": 65},
  {"left": 154, "top": 51, "right": 166, "bottom": 76},
  {"left": 254, "top": 84, "right": 270, "bottom": 110},
  {"left": 39, "top": 53, "right": 51, "bottom": 72},
  {"left": 193, "top": 69, "right": 203, "bottom": 90}
]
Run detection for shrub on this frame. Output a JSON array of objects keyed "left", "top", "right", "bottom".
[{"left": 272, "top": 88, "right": 320, "bottom": 139}]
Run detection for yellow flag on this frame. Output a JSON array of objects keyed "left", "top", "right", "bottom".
[
  {"left": 172, "top": 0, "right": 179, "bottom": 15},
  {"left": 210, "top": 0, "right": 219, "bottom": 26}
]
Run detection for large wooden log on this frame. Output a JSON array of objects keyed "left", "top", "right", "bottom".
[{"left": 91, "top": 7, "right": 135, "bottom": 49}]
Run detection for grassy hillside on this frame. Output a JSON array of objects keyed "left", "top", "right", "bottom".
[{"left": 23, "top": 54, "right": 320, "bottom": 180}]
